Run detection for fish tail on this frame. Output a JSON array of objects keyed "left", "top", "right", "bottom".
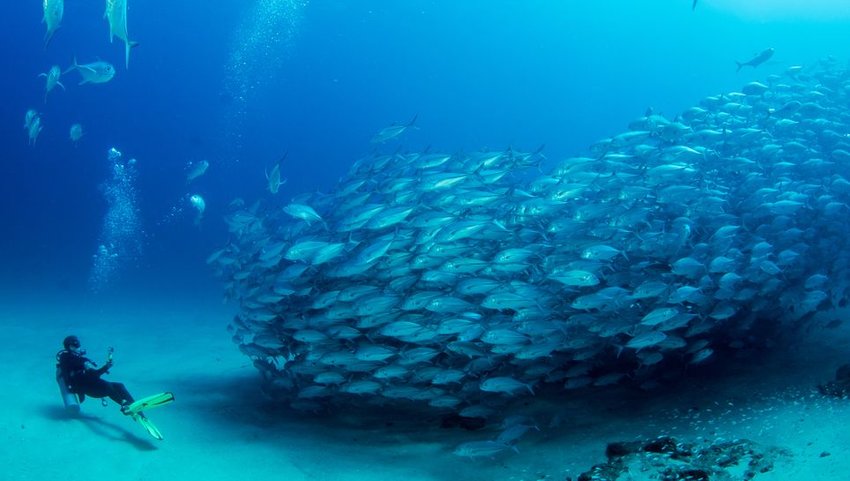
[
  {"left": 407, "top": 114, "right": 418, "bottom": 127},
  {"left": 43, "top": 29, "right": 55, "bottom": 50},
  {"left": 126, "top": 41, "right": 140, "bottom": 70},
  {"left": 63, "top": 57, "right": 78, "bottom": 76},
  {"left": 735, "top": 61, "right": 743, "bottom": 73}
]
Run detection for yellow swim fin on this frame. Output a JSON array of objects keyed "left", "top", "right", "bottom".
[
  {"left": 131, "top": 413, "right": 164, "bottom": 440},
  {"left": 126, "top": 392, "right": 174, "bottom": 415}
]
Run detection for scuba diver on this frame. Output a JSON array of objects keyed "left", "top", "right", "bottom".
[
  {"left": 55, "top": 335, "right": 136, "bottom": 413},
  {"left": 55, "top": 335, "right": 175, "bottom": 440}
]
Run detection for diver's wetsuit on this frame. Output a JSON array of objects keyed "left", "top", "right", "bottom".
[{"left": 56, "top": 350, "right": 135, "bottom": 406}]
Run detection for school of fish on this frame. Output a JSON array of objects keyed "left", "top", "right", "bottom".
[{"left": 209, "top": 59, "right": 850, "bottom": 430}]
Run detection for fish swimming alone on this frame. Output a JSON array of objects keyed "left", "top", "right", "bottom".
[
  {"left": 25, "top": 114, "right": 43, "bottom": 146},
  {"left": 266, "top": 163, "right": 286, "bottom": 194},
  {"left": 104, "top": 0, "right": 140, "bottom": 68},
  {"left": 186, "top": 160, "right": 209, "bottom": 184},
  {"left": 42, "top": 0, "right": 64, "bottom": 48},
  {"left": 370, "top": 115, "right": 418, "bottom": 144},
  {"left": 38, "top": 65, "right": 65, "bottom": 103},
  {"left": 736, "top": 48, "right": 774, "bottom": 72},
  {"left": 65, "top": 58, "right": 116, "bottom": 85},
  {"left": 189, "top": 194, "right": 206, "bottom": 224},
  {"left": 24, "top": 109, "right": 38, "bottom": 130},
  {"left": 69, "top": 123, "right": 83, "bottom": 145}
]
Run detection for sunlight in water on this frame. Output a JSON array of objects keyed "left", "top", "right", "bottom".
[
  {"left": 708, "top": 0, "right": 850, "bottom": 20},
  {"left": 222, "top": 0, "right": 309, "bottom": 157}
]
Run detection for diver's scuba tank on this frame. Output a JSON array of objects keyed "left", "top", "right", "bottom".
[{"left": 55, "top": 351, "right": 80, "bottom": 414}]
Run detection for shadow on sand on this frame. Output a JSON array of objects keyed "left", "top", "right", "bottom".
[{"left": 40, "top": 404, "right": 158, "bottom": 451}]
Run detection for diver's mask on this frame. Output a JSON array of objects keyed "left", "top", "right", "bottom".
[{"left": 69, "top": 342, "right": 86, "bottom": 355}]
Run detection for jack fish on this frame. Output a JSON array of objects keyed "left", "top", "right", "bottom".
[
  {"left": 736, "top": 48, "right": 774, "bottom": 72},
  {"left": 24, "top": 112, "right": 43, "bottom": 146},
  {"left": 69, "top": 123, "right": 83, "bottom": 145},
  {"left": 105, "top": 0, "right": 140, "bottom": 68},
  {"left": 266, "top": 163, "right": 286, "bottom": 194},
  {"left": 38, "top": 65, "right": 65, "bottom": 102},
  {"left": 43, "top": 0, "right": 64, "bottom": 48},
  {"left": 65, "top": 58, "right": 116, "bottom": 85},
  {"left": 189, "top": 194, "right": 206, "bottom": 225},
  {"left": 186, "top": 160, "right": 209, "bottom": 184},
  {"left": 371, "top": 115, "right": 418, "bottom": 144}
]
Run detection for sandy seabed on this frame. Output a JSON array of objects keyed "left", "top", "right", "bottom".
[{"left": 1, "top": 289, "right": 849, "bottom": 481}]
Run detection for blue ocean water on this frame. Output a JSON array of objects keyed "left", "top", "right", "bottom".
[
  {"left": 2, "top": 1, "right": 849, "bottom": 298},
  {"left": 5, "top": 2, "right": 850, "bottom": 478}
]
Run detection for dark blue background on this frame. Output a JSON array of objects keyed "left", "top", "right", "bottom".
[{"left": 1, "top": 0, "right": 849, "bottom": 299}]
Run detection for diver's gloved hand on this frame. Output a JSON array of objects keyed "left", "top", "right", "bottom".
[{"left": 95, "top": 359, "right": 114, "bottom": 376}]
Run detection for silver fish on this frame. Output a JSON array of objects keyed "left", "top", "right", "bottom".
[
  {"left": 548, "top": 270, "right": 600, "bottom": 287},
  {"left": 266, "top": 163, "right": 286, "bottom": 194},
  {"left": 480, "top": 377, "right": 534, "bottom": 395},
  {"left": 625, "top": 330, "right": 667, "bottom": 350},
  {"left": 370, "top": 114, "right": 417, "bottom": 143},
  {"left": 65, "top": 58, "right": 116, "bottom": 85},
  {"left": 640, "top": 307, "right": 679, "bottom": 327},
  {"left": 283, "top": 203, "right": 323, "bottom": 224},
  {"left": 24, "top": 109, "right": 38, "bottom": 129},
  {"left": 186, "top": 160, "right": 209, "bottom": 183},
  {"left": 38, "top": 65, "right": 65, "bottom": 102},
  {"left": 43, "top": 0, "right": 64, "bottom": 48},
  {"left": 69, "top": 123, "right": 83, "bottom": 145},
  {"left": 736, "top": 48, "right": 774, "bottom": 72},
  {"left": 453, "top": 440, "right": 515, "bottom": 458},
  {"left": 189, "top": 194, "right": 205, "bottom": 224},
  {"left": 104, "top": 0, "right": 140, "bottom": 68},
  {"left": 27, "top": 115, "right": 43, "bottom": 146}
]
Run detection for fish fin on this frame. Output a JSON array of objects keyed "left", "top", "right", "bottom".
[{"left": 57, "top": 81, "right": 66, "bottom": 91}]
